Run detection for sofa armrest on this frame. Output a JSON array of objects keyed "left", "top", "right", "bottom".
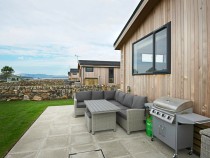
[
  {"left": 127, "top": 109, "right": 145, "bottom": 122},
  {"left": 126, "top": 109, "right": 145, "bottom": 133},
  {"left": 74, "top": 98, "right": 77, "bottom": 107}
]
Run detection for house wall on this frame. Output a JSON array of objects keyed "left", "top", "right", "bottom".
[
  {"left": 119, "top": 0, "right": 210, "bottom": 117},
  {"left": 69, "top": 73, "right": 80, "bottom": 82},
  {"left": 80, "top": 67, "right": 120, "bottom": 85}
]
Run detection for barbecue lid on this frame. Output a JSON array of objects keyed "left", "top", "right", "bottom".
[{"left": 153, "top": 96, "right": 193, "bottom": 113}]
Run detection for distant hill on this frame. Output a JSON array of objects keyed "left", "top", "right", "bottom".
[{"left": 19, "top": 73, "right": 68, "bottom": 79}]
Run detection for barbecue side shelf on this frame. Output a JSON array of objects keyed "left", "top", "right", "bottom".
[{"left": 177, "top": 113, "right": 210, "bottom": 125}]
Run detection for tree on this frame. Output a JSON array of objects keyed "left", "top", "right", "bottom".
[{"left": 1, "top": 66, "right": 15, "bottom": 78}]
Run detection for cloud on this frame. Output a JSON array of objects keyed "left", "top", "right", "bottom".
[{"left": 0, "top": 0, "right": 140, "bottom": 75}]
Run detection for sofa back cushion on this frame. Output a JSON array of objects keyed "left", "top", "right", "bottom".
[
  {"left": 123, "top": 94, "right": 134, "bottom": 108},
  {"left": 76, "top": 91, "right": 92, "bottom": 102},
  {"left": 115, "top": 90, "right": 120, "bottom": 100},
  {"left": 117, "top": 91, "right": 126, "bottom": 104},
  {"left": 92, "top": 91, "right": 104, "bottom": 100},
  {"left": 104, "top": 91, "right": 116, "bottom": 100},
  {"left": 132, "top": 96, "right": 147, "bottom": 109}
]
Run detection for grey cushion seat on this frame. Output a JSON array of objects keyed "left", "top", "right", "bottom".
[
  {"left": 117, "top": 91, "right": 126, "bottom": 104},
  {"left": 123, "top": 94, "right": 134, "bottom": 108},
  {"left": 76, "top": 91, "right": 92, "bottom": 102},
  {"left": 104, "top": 91, "right": 116, "bottom": 100},
  {"left": 117, "top": 109, "right": 127, "bottom": 120},
  {"left": 92, "top": 91, "right": 104, "bottom": 100},
  {"left": 108, "top": 100, "right": 128, "bottom": 110},
  {"left": 132, "top": 96, "right": 147, "bottom": 109},
  {"left": 77, "top": 102, "right": 86, "bottom": 108}
]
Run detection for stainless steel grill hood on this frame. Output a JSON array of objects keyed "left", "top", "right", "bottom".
[{"left": 153, "top": 96, "right": 193, "bottom": 113}]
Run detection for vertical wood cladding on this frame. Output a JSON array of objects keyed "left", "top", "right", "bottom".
[{"left": 120, "top": 0, "right": 210, "bottom": 117}]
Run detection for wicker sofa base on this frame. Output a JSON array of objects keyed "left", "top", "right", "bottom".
[
  {"left": 74, "top": 107, "right": 86, "bottom": 117},
  {"left": 117, "top": 116, "right": 145, "bottom": 134}
]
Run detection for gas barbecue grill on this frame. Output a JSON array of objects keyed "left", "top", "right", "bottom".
[{"left": 150, "top": 96, "right": 210, "bottom": 158}]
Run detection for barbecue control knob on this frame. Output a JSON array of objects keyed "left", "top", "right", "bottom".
[
  {"left": 157, "top": 112, "right": 160, "bottom": 115},
  {"left": 167, "top": 116, "right": 171, "bottom": 120},
  {"left": 162, "top": 114, "right": 165, "bottom": 117}
]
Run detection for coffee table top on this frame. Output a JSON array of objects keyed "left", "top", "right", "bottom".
[{"left": 84, "top": 100, "right": 120, "bottom": 114}]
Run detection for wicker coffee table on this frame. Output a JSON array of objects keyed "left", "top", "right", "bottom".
[{"left": 84, "top": 100, "right": 120, "bottom": 134}]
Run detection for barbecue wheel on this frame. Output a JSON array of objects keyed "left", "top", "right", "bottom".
[
  {"left": 151, "top": 138, "right": 154, "bottom": 141},
  {"left": 172, "top": 154, "right": 177, "bottom": 158}
]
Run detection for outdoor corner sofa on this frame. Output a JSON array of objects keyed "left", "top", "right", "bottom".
[{"left": 74, "top": 90, "right": 147, "bottom": 134}]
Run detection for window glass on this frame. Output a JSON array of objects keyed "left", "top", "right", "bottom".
[
  {"left": 85, "top": 67, "right": 93, "bottom": 72},
  {"left": 155, "top": 28, "right": 167, "bottom": 72},
  {"left": 132, "top": 22, "right": 170, "bottom": 75},
  {"left": 133, "top": 35, "right": 153, "bottom": 74},
  {"left": 109, "top": 68, "right": 114, "bottom": 83}
]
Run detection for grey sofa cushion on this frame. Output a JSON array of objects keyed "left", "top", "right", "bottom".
[
  {"left": 117, "top": 91, "right": 126, "bottom": 104},
  {"left": 117, "top": 109, "right": 127, "bottom": 120},
  {"left": 92, "top": 91, "right": 104, "bottom": 100},
  {"left": 132, "top": 96, "right": 147, "bottom": 109},
  {"left": 104, "top": 91, "right": 116, "bottom": 100},
  {"left": 76, "top": 91, "right": 92, "bottom": 102},
  {"left": 77, "top": 102, "right": 86, "bottom": 108},
  {"left": 115, "top": 91, "right": 120, "bottom": 100},
  {"left": 123, "top": 94, "right": 134, "bottom": 108},
  {"left": 108, "top": 100, "right": 128, "bottom": 110}
]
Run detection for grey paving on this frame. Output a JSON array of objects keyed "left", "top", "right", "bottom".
[{"left": 6, "top": 105, "right": 199, "bottom": 158}]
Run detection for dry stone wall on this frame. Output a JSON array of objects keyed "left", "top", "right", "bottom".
[{"left": 0, "top": 80, "right": 120, "bottom": 101}]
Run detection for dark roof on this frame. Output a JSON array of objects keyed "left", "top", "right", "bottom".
[
  {"left": 70, "top": 69, "right": 79, "bottom": 73},
  {"left": 78, "top": 60, "right": 120, "bottom": 67}
]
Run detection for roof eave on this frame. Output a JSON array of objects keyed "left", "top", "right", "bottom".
[
  {"left": 80, "top": 65, "right": 120, "bottom": 68},
  {"left": 114, "top": 0, "right": 160, "bottom": 50}
]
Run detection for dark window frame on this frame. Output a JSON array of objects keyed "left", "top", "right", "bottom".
[
  {"left": 108, "top": 67, "right": 114, "bottom": 83},
  {"left": 85, "top": 67, "right": 94, "bottom": 72},
  {"left": 132, "top": 22, "right": 171, "bottom": 75}
]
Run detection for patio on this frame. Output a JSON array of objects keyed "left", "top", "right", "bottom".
[{"left": 6, "top": 106, "right": 199, "bottom": 158}]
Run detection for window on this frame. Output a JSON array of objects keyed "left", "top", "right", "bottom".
[
  {"left": 85, "top": 67, "right": 93, "bottom": 72},
  {"left": 132, "top": 22, "right": 171, "bottom": 75},
  {"left": 108, "top": 68, "right": 114, "bottom": 83}
]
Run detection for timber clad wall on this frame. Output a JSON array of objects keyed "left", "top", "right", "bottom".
[
  {"left": 69, "top": 73, "right": 80, "bottom": 81},
  {"left": 119, "top": 0, "right": 210, "bottom": 117},
  {"left": 80, "top": 67, "right": 120, "bottom": 85}
]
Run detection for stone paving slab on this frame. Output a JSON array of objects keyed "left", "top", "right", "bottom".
[{"left": 5, "top": 106, "right": 199, "bottom": 158}]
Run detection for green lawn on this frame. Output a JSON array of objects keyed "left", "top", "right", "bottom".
[{"left": 0, "top": 99, "right": 73, "bottom": 158}]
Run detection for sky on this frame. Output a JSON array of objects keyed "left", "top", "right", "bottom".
[{"left": 0, "top": 0, "right": 140, "bottom": 75}]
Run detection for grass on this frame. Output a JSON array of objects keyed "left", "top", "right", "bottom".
[{"left": 0, "top": 99, "right": 73, "bottom": 158}]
